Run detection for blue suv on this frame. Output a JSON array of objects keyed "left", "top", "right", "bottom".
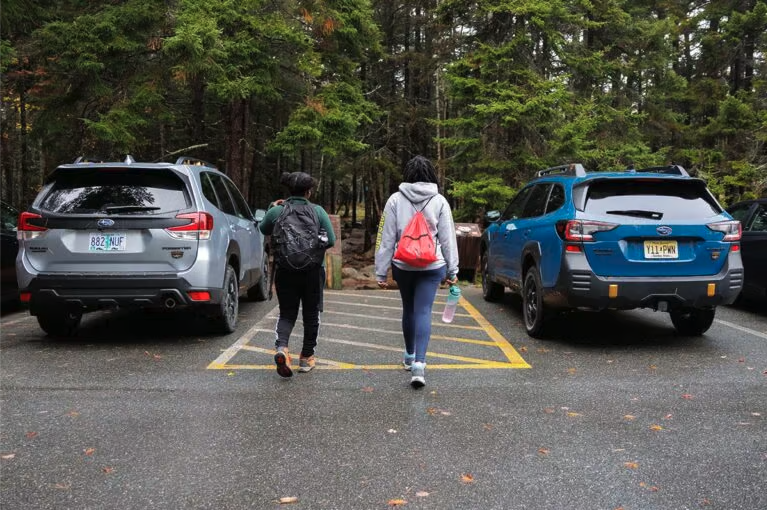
[{"left": 480, "top": 164, "right": 744, "bottom": 338}]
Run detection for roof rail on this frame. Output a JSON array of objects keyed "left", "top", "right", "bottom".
[
  {"left": 630, "top": 165, "right": 689, "bottom": 177},
  {"left": 175, "top": 156, "right": 216, "bottom": 169},
  {"left": 536, "top": 163, "right": 587, "bottom": 178},
  {"left": 73, "top": 156, "right": 106, "bottom": 164}
]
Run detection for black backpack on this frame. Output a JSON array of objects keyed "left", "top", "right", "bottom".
[{"left": 271, "top": 201, "right": 326, "bottom": 271}]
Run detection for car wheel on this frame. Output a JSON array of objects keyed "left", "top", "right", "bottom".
[
  {"left": 37, "top": 310, "right": 82, "bottom": 337},
  {"left": 481, "top": 252, "right": 504, "bottom": 302},
  {"left": 522, "top": 266, "right": 547, "bottom": 338},
  {"left": 212, "top": 265, "right": 239, "bottom": 334},
  {"left": 670, "top": 307, "right": 715, "bottom": 336},
  {"left": 247, "top": 254, "right": 269, "bottom": 302}
]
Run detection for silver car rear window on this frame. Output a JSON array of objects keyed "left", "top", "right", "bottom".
[{"left": 40, "top": 168, "right": 190, "bottom": 214}]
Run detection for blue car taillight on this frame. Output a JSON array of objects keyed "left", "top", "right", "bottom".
[
  {"left": 557, "top": 219, "right": 618, "bottom": 242},
  {"left": 706, "top": 220, "right": 741, "bottom": 242}
]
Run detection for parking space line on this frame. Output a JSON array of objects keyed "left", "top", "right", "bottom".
[
  {"left": 460, "top": 297, "right": 531, "bottom": 367},
  {"left": 715, "top": 319, "right": 767, "bottom": 340},
  {"left": 0, "top": 315, "right": 35, "bottom": 327},
  {"left": 209, "top": 290, "right": 530, "bottom": 370}
]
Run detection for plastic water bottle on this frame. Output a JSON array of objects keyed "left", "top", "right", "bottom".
[{"left": 442, "top": 285, "right": 461, "bottom": 323}]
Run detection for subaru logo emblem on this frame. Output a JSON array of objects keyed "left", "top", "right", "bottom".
[
  {"left": 97, "top": 218, "right": 115, "bottom": 228},
  {"left": 656, "top": 226, "right": 672, "bottom": 236}
]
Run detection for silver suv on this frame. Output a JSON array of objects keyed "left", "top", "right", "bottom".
[{"left": 16, "top": 156, "right": 269, "bottom": 336}]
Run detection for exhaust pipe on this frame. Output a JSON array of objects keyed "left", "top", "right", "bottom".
[{"left": 164, "top": 297, "right": 177, "bottom": 309}]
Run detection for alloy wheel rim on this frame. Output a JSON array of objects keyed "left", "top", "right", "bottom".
[
  {"left": 525, "top": 278, "right": 537, "bottom": 327},
  {"left": 225, "top": 277, "right": 237, "bottom": 323}
]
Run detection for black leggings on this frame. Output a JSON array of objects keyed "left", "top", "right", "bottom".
[{"left": 274, "top": 266, "right": 325, "bottom": 357}]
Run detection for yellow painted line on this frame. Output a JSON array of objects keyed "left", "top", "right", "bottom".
[
  {"left": 0, "top": 314, "right": 36, "bottom": 327},
  {"left": 460, "top": 296, "right": 530, "bottom": 368},
  {"left": 214, "top": 363, "right": 520, "bottom": 370},
  {"left": 323, "top": 299, "right": 472, "bottom": 318},
  {"left": 207, "top": 324, "right": 271, "bottom": 369},
  {"left": 322, "top": 310, "right": 481, "bottom": 329},
  {"left": 319, "top": 322, "right": 495, "bottom": 346}
]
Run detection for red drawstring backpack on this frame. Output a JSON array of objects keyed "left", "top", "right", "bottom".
[{"left": 394, "top": 196, "right": 437, "bottom": 268}]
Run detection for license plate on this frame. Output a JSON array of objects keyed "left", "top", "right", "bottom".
[
  {"left": 644, "top": 240, "right": 678, "bottom": 259},
  {"left": 88, "top": 232, "right": 127, "bottom": 251}
]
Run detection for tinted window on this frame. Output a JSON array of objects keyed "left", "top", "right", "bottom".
[
  {"left": 727, "top": 203, "right": 752, "bottom": 223},
  {"left": 224, "top": 178, "right": 252, "bottom": 220},
  {"left": 584, "top": 180, "right": 721, "bottom": 219},
  {"left": 40, "top": 169, "right": 189, "bottom": 214},
  {"left": 200, "top": 172, "right": 220, "bottom": 209},
  {"left": 207, "top": 173, "right": 237, "bottom": 216},
  {"left": 502, "top": 186, "right": 532, "bottom": 221},
  {"left": 749, "top": 205, "right": 767, "bottom": 232},
  {"left": 1, "top": 202, "right": 17, "bottom": 232},
  {"left": 521, "top": 184, "right": 551, "bottom": 218},
  {"left": 546, "top": 184, "right": 565, "bottom": 214}
]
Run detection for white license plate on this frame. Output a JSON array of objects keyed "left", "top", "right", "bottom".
[
  {"left": 88, "top": 232, "right": 127, "bottom": 251},
  {"left": 644, "top": 240, "right": 678, "bottom": 259}
]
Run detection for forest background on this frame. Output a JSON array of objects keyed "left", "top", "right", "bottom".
[{"left": 2, "top": 1, "right": 766, "bottom": 248}]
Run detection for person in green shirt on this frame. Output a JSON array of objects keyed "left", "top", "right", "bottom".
[{"left": 259, "top": 172, "right": 336, "bottom": 377}]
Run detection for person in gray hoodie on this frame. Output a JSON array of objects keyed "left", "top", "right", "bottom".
[{"left": 375, "top": 155, "right": 459, "bottom": 388}]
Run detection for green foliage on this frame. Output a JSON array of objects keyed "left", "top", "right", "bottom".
[{"left": 449, "top": 175, "right": 516, "bottom": 222}]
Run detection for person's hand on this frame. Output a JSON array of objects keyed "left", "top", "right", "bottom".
[
  {"left": 377, "top": 280, "right": 389, "bottom": 289},
  {"left": 274, "top": 199, "right": 285, "bottom": 206},
  {"left": 445, "top": 275, "right": 458, "bottom": 285}
]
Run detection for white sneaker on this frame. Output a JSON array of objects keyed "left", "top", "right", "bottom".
[
  {"left": 410, "top": 362, "right": 426, "bottom": 388},
  {"left": 402, "top": 352, "right": 415, "bottom": 371}
]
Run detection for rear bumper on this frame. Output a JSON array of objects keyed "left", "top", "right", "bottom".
[
  {"left": 546, "top": 253, "right": 744, "bottom": 310},
  {"left": 22, "top": 274, "right": 224, "bottom": 315}
]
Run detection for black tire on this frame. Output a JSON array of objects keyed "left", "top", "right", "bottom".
[
  {"left": 670, "top": 308, "right": 715, "bottom": 336},
  {"left": 212, "top": 265, "right": 239, "bottom": 334},
  {"left": 522, "top": 266, "right": 547, "bottom": 338},
  {"left": 481, "top": 252, "right": 504, "bottom": 302},
  {"left": 37, "top": 310, "right": 82, "bottom": 337},
  {"left": 247, "top": 254, "right": 269, "bottom": 302}
]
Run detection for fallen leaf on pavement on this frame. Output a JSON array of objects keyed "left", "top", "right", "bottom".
[
  {"left": 279, "top": 496, "right": 298, "bottom": 504},
  {"left": 54, "top": 483, "right": 71, "bottom": 490},
  {"left": 650, "top": 424, "right": 663, "bottom": 431},
  {"left": 461, "top": 473, "right": 474, "bottom": 483},
  {"left": 66, "top": 411, "right": 80, "bottom": 418},
  {"left": 518, "top": 346, "right": 528, "bottom": 353},
  {"left": 1, "top": 453, "right": 16, "bottom": 460},
  {"left": 26, "top": 432, "right": 37, "bottom": 439},
  {"left": 663, "top": 414, "right": 673, "bottom": 420},
  {"left": 681, "top": 394, "right": 694, "bottom": 400},
  {"left": 624, "top": 461, "right": 639, "bottom": 470},
  {"left": 623, "top": 415, "right": 637, "bottom": 421},
  {"left": 387, "top": 429, "right": 397, "bottom": 434},
  {"left": 543, "top": 407, "right": 556, "bottom": 414},
  {"left": 483, "top": 423, "right": 493, "bottom": 430},
  {"left": 84, "top": 448, "right": 96, "bottom": 456},
  {"left": 538, "top": 448, "right": 550, "bottom": 455},
  {"left": 361, "top": 386, "right": 374, "bottom": 392},
  {"left": 567, "top": 368, "right": 577, "bottom": 375},
  {"left": 415, "top": 491, "right": 429, "bottom": 498},
  {"left": 102, "top": 467, "right": 114, "bottom": 474},
  {"left": 387, "top": 499, "right": 406, "bottom": 506},
  {"left": 566, "top": 412, "right": 582, "bottom": 418}
]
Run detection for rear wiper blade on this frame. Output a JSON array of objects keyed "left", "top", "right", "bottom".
[
  {"left": 102, "top": 206, "right": 161, "bottom": 214},
  {"left": 606, "top": 209, "right": 664, "bottom": 220}
]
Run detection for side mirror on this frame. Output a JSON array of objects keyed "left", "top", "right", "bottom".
[
  {"left": 484, "top": 210, "right": 501, "bottom": 227},
  {"left": 253, "top": 208, "right": 266, "bottom": 222}
]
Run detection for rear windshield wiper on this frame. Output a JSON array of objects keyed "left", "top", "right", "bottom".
[
  {"left": 606, "top": 209, "right": 664, "bottom": 220},
  {"left": 102, "top": 206, "right": 162, "bottom": 214}
]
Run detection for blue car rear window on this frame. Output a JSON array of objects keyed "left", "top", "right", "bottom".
[{"left": 583, "top": 179, "right": 722, "bottom": 219}]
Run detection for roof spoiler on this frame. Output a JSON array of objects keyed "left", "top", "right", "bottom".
[
  {"left": 175, "top": 157, "right": 216, "bottom": 169},
  {"left": 536, "top": 163, "right": 587, "bottom": 178}
]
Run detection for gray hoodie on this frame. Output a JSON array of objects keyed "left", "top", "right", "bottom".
[{"left": 375, "top": 182, "right": 459, "bottom": 280}]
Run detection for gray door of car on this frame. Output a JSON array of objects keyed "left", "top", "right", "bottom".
[{"left": 207, "top": 174, "right": 255, "bottom": 287}]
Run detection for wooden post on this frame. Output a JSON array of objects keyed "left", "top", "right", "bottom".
[{"left": 325, "top": 214, "right": 343, "bottom": 289}]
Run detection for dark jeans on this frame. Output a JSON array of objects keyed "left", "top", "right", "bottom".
[
  {"left": 392, "top": 265, "right": 447, "bottom": 363},
  {"left": 274, "top": 266, "right": 325, "bottom": 357}
]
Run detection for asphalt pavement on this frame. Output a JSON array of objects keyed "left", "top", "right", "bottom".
[{"left": 1, "top": 287, "right": 765, "bottom": 510}]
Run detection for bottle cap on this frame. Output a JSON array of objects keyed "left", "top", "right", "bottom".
[{"left": 449, "top": 285, "right": 461, "bottom": 296}]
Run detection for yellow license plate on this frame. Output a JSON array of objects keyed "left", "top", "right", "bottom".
[{"left": 643, "top": 240, "right": 678, "bottom": 259}]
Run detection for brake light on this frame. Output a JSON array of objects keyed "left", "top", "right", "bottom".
[
  {"left": 557, "top": 220, "right": 618, "bottom": 242},
  {"left": 707, "top": 220, "right": 741, "bottom": 241},
  {"left": 187, "top": 291, "right": 211, "bottom": 301},
  {"left": 17, "top": 212, "right": 48, "bottom": 240},
  {"left": 166, "top": 212, "right": 213, "bottom": 240}
]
